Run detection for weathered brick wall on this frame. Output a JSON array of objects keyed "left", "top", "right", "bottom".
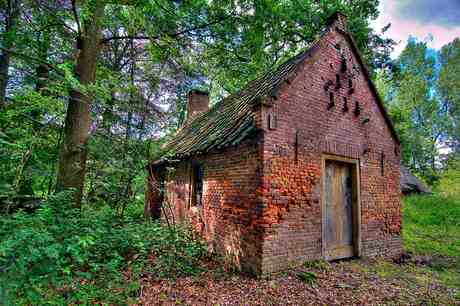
[
  {"left": 150, "top": 138, "right": 266, "bottom": 275},
  {"left": 147, "top": 16, "right": 402, "bottom": 276},
  {"left": 258, "top": 21, "right": 402, "bottom": 274}
]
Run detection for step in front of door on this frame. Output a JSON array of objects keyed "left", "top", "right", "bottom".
[{"left": 325, "top": 244, "right": 354, "bottom": 260}]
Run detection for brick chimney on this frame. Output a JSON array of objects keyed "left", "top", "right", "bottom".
[
  {"left": 326, "top": 11, "right": 348, "bottom": 32},
  {"left": 186, "top": 89, "right": 209, "bottom": 122}
]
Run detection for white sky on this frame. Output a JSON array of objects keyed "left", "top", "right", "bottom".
[{"left": 371, "top": 0, "right": 460, "bottom": 57}]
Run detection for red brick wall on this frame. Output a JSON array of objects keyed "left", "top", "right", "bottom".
[
  {"left": 186, "top": 90, "right": 209, "bottom": 123},
  {"left": 258, "top": 21, "right": 401, "bottom": 274},
  {"left": 146, "top": 18, "right": 402, "bottom": 276},
  {"left": 148, "top": 138, "right": 266, "bottom": 274}
]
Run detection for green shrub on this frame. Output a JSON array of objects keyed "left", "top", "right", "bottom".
[{"left": 0, "top": 191, "right": 208, "bottom": 305}]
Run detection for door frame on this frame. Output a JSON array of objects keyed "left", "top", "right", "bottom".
[{"left": 321, "top": 154, "right": 361, "bottom": 260}]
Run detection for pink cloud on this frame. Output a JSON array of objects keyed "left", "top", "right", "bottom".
[{"left": 372, "top": 0, "right": 460, "bottom": 56}]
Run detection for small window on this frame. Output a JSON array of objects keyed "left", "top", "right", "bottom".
[
  {"left": 335, "top": 74, "right": 341, "bottom": 89},
  {"left": 268, "top": 113, "right": 277, "bottom": 130},
  {"left": 192, "top": 164, "right": 204, "bottom": 206}
]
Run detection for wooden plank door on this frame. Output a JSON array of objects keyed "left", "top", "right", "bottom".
[{"left": 324, "top": 160, "right": 355, "bottom": 260}]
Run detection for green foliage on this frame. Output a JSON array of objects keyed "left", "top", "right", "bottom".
[
  {"left": 85, "top": 135, "right": 149, "bottom": 214},
  {"left": 0, "top": 191, "right": 208, "bottom": 305},
  {"left": 438, "top": 38, "right": 460, "bottom": 149},
  {"left": 392, "top": 40, "right": 442, "bottom": 182},
  {"left": 200, "top": 0, "right": 390, "bottom": 92},
  {"left": 433, "top": 154, "right": 460, "bottom": 197},
  {"left": 375, "top": 37, "right": 460, "bottom": 184},
  {"left": 0, "top": 89, "right": 63, "bottom": 204}
]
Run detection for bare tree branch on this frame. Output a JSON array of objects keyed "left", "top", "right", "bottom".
[{"left": 101, "top": 15, "right": 230, "bottom": 44}]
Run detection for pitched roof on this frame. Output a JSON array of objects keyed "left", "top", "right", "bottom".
[
  {"left": 153, "top": 13, "right": 400, "bottom": 165},
  {"left": 153, "top": 49, "right": 312, "bottom": 164}
]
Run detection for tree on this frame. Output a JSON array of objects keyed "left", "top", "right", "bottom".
[
  {"left": 54, "top": 0, "right": 225, "bottom": 206},
  {"left": 55, "top": 0, "right": 106, "bottom": 207},
  {"left": 438, "top": 38, "right": 460, "bottom": 153},
  {"left": 376, "top": 37, "right": 459, "bottom": 183},
  {"left": 1, "top": 0, "right": 394, "bottom": 207},
  {"left": 196, "top": 0, "right": 393, "bottom": 92},
  {"left": 393, "top": 40, "right": 443, "bottom": 182},
  {"left": 0, "top": 0, "right": 21, "bottom": 108}
]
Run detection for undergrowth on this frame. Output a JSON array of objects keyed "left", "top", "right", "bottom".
[
  {"left": 2, "top": 192, "right": 459, "bottom": 304},
  {"left": 0, "top": 191, "right": 208, "bottom": 305}
]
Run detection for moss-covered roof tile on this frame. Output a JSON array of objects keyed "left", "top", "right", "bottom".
[{"left": 154, "top": 50, "right": 311, "bottom": 164}]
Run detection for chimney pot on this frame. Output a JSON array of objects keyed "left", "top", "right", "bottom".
[{"left": 326, "top": 11, "right": 348, "bottom": 32}]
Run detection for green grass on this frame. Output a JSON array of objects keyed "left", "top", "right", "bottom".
[
  {"left": 401, "top": 193, "right": 460, "bottom": 291},
  {"left": 401, "top": 193, "right": 460, "bottom": 293},
  {"left": 403, "top": 194, "right": 460, "bottom": 261}
]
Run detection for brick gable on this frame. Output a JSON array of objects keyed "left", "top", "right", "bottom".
[{"left": 258, "top": 17, "right": 401, "bottom": 273}]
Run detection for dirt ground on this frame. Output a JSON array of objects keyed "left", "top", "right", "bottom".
[{"left": 137, "top": 258, "right": 459, "bottom": 306}]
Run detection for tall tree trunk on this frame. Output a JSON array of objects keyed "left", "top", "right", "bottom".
[
  {"left": 56, "top": 1, "right": 105, "bottom": 207},
  {"left": 0, "top": 0, "right": 20, "bottom": 109}
]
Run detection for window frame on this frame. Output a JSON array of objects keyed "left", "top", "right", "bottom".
[{"left": 191, "top": 163, "right": 204, "bottom": 207}]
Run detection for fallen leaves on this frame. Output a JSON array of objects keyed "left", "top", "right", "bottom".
[{"left": 136, "top": 259, "right": 459, "bottom": 305}]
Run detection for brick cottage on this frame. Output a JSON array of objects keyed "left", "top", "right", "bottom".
[{"left": 145, "top": 13, "right": 402, "bottom": 275}]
